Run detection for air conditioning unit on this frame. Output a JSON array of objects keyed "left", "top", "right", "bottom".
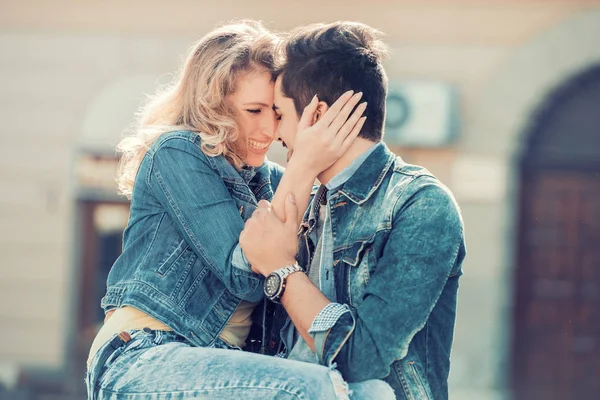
[{"left": 384, "top": 80, "right": 458, "bottom": 147}]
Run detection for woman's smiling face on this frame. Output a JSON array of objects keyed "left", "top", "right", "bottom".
[{"left": 228, "top": 70, "right": 279, "bottom": 167}]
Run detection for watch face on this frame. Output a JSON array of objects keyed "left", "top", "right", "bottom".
[{"left": 265, "top": 274, "right": 281, "bottom": 297}]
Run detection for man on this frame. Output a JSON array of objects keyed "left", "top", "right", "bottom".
[{"left": 240, "top": 21, "right": 466, "bottom": 400}]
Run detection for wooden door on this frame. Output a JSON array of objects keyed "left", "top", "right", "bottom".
[
  {"left": 77, "top": 201, "right": 129, "bottom": 359},
  {"left": 512, "top": 65, "right": 600, "bottom": 399},
  {"left": 513, "top": 171, "right": 600, "bottom": 399}
]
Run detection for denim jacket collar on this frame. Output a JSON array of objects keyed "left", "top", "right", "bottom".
[
  {"left": 303, "top": 143, "right": 383, "bottom": 234},
  {"left": 325, "top": 142, "right": 382, "bottom": 192},
  {"left": 238, "top": 165, "right": 257, "bottom": 184},
  {"left": 206, "top": 154, "right": 273, "bottom": 201},
  {"left": 299, "top": 142, "right": 397, "bottom": 234},
  {"left": 336, "top": 142, "right": 397, "bottom": 205}
]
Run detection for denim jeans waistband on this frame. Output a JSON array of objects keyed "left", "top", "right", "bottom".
[{"left": 86, "top": 329, "right": 187, "bottom": 400}]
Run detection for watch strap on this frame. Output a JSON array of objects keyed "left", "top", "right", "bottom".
[
  {"left": 266, "top": 263, "right": 303, "bottom": 303},
  {"left": 276, "top": 263, "right": 304, "bottom": 279}
]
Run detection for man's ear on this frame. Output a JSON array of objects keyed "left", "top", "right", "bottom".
[{"left": 313, "top": 101, "right": 329, "bottom": 125}]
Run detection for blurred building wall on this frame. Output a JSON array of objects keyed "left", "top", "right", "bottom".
[{"left": 1, "top": 1, "right": 599, "bottom": 398}]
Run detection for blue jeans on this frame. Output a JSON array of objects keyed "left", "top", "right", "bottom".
[{"left": 86, "top": 329, "right": 394, "bottom": 400}]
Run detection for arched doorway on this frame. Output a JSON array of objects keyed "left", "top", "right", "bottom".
[{"left": 512, "top": 66, "right": 600, "bottom": 399}]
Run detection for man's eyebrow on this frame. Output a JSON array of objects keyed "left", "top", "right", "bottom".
[{"left": 242, "top": 102, "right": 271, "bottom": 108}]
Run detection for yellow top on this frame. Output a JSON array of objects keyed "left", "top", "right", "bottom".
[
  {"left": 87, "top": 302, "right": 257, "bottom": 366},
  {"left": 216, "top": 300, "right": 258, "bottom": 349}
]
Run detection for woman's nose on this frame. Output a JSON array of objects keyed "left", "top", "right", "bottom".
[{"left": 261, "top": 113, "right": 278, "bottom": 139}]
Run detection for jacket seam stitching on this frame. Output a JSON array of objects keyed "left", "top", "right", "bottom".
[{"left": 137, "top": 213, "right": 166, "bottom": 272}]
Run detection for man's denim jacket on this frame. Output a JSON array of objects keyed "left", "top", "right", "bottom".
[
  {"left": 101, "top": 131, "right": 282, "bottom": 347},
  {"left": 273, "top": 143, "right": 466, "bottom": 400}
]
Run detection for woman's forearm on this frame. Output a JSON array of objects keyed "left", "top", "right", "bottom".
[{"left": 270, "top": 158, "right": 318, "bottom": 226}]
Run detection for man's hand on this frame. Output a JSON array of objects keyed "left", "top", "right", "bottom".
[
  {"left": 240, "top": 193, "right": 299, "bottom": 276},
  {"left": 242, "top": 193, "right": 332, "bottom": 353}
]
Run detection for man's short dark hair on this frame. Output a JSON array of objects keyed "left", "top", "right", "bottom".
[{"left": 277, "top": 21, "right": 389, "bottom": 141}]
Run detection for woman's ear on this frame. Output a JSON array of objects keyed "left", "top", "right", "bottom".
[{"left": 313, "top": 101, "right": 329, "bottom": 125}]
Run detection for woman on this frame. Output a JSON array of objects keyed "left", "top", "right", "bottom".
[{"left": 86, "top": 21, "right": 369, "bottom": 399}]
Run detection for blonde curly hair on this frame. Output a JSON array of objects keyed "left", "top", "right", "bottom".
[{"left": 116, "top": 20, "right": 279, "bottom": 198}]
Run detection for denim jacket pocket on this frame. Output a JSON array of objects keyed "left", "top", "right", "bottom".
[
  {"left": 339, "top": 236, "right": 376, "bottom": 306},
  {"left": 156, "top": 239, "right": 189, "bottom": 277}
]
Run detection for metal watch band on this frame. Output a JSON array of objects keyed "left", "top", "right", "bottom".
[
  {"left": 276, "top": 263, "right": 303, "bottom": 279},
  {"left": 265, "top": 263, "right": 304, "bottom": 303}
]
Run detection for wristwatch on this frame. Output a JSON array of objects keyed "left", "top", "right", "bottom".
[{"left": 264, "top": 263, "right": 304, "bottom": 303}]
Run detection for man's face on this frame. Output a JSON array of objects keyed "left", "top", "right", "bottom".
[{"left": 273, "top": 75, "right": 300, "bottom": 162}]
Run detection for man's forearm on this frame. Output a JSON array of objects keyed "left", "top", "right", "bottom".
[{"left": 281, "top": 272, "right": 331, "bottom": 352}]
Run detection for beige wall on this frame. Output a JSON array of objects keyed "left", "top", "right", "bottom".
[
  {"left": 1, "top": 0, "right": 599, "bottom": 397},
  {"left": 1, "top": 0, "right": 597, "bottom": 43}
]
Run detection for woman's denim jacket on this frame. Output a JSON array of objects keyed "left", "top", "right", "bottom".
[
  {"left": 101, "top": 131, "right": 282, "bottom": 347},
  {"left": 272, "top": 143, "right": 466, "bottom": 400}
]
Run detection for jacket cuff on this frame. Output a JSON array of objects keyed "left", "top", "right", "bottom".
[
  {"left": 309, "top": 303, "right": 352, "bottom": 364},
  {"left": 231, "top": 244, "right": 252, "bottom": 272},
  {"left": 309, "top": 303, "right": 350, "bottom": 333}
]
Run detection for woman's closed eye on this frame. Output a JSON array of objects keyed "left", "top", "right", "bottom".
[{"left": 248, "top": 108, "right": 281, "bottom": 121}]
